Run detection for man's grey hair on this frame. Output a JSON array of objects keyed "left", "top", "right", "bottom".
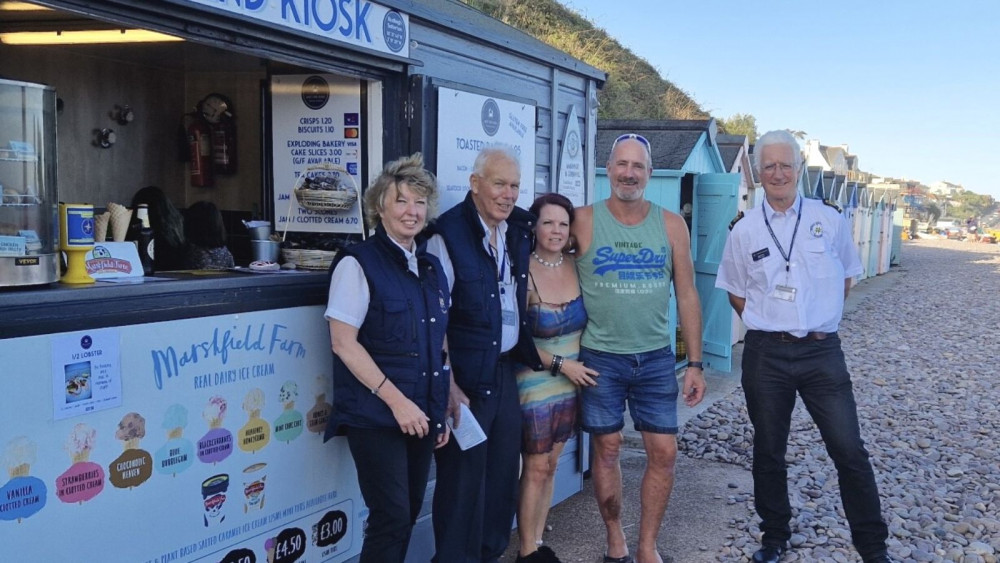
[
  {"left": 472, "top": 146, "right": 520, "bottom": 176},
  {"left": 752, "top": 130, "right": 803, "bottom": 173}
]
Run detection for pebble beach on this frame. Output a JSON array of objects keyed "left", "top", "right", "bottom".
[{"left": 681, "top": 239, "right": 1000, "bottom": 562}]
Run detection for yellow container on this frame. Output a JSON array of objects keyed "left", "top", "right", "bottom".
[{"left": 59, "top": 202, "right": 95, "bottom": 284}]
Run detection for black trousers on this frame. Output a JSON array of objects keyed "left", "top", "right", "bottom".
[
  {"left": 432, "top": 358, "right": 521, "bottom": 563},
  {"left": 346, "top": 426, "right": 435, "bottom": 563},
  {"left": 741, "top": 331, "right": 888, "bottom": 560}
]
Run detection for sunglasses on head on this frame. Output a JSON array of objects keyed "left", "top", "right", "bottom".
[{"left": 611, "top": 133, "right": 651, "bottom": 153}]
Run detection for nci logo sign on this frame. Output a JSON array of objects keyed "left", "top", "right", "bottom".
[{"left": 481, "top": 98, "right": 501, "bottom": 137}]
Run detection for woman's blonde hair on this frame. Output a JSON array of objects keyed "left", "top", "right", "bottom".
[{"left": 364, "top": 153, "right": 439, "bottom": 228}]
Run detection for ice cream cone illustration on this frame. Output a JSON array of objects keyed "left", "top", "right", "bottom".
[
  {"left": 1, "top": 437, "right": 47, "bottom": 522},
  {"left": 238, "top": 388, "right": 270, "bottom": 453},
  {"left": 307, "top": 374, "right": 333, "bottom": 434},
  {"left": 274, "top": 381, "right": 304, "bottom": 443},
  {"left": 56, "top": 423, "right": 105, "bottom": 504},
  {"left": 155, "top": 404, "right": 194, "bottom": 477},
  {"left": 109, "top": 412, "right": 152, "bottom": 489},
  {"left": 197, "top": 396, "right": 233, "bottom": 464},
  {"left": 265, "top": 537, "right": 276, "bottom": 563}
]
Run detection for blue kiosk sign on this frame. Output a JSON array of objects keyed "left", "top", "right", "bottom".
[{"left": 182, "top": 0, "right": 410, "bottom": 57}]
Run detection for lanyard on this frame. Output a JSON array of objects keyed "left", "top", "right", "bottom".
[
  {"left": 762, "top": 198, "right": 803, "bottom": 274},
  {"left": 487, "top": 231, "right": 508, "bottom": 284}
]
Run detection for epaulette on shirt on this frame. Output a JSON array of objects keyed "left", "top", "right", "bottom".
[
  {"left": 823, "top": 199, "right": 842, "bottom": 213},
  {"left": 728, "top": 210, "right": 744, "bottom": 231}
]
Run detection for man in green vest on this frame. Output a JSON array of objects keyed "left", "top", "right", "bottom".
[{"left": 572, "top": 133, "right": 707, "bottom": 563}]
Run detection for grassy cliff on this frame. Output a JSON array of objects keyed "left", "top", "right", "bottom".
[{"left": 461, "top": 0, "right": 710, "bottom": 120}]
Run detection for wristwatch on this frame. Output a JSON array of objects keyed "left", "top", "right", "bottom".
[{"left": 687, "top": 361, "right": 704, "bottom": 370}]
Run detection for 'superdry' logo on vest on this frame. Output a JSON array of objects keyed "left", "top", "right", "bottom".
[{"left": 591, "top": 243, "right": 668, "bottom": 280}]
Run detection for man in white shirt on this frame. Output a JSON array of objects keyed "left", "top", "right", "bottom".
[{"left": 716, "top": 130, "right": 890, "bottom": 563}]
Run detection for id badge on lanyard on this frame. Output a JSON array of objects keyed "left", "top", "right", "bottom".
[
  {"left": 500, "top": 280, "right": 518, "bottom": 328},
  {"left": 491, "top": 234, "right": 518, "bottom": 329},
  {"left": 772, "top": 285, "right": 797, "bottom": 302}
]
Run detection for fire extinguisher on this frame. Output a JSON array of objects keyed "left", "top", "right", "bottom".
[{"left": 186, "top": 112, "right": 214, "bottom": 187}]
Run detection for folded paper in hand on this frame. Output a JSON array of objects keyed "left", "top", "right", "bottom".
[{"left": 446, "top": 402, "right": 487, "bottom": 451}]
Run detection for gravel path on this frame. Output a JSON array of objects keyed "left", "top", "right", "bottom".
[{"left": 680, "top": 239, "right": 1000, "bottom": 562}]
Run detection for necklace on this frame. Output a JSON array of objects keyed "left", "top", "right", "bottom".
[{"left": 532, "top": 251, "right": 563, "bottom": 268}]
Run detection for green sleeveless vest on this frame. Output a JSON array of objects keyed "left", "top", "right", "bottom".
[{"left": 576, "top": 200, "right": 673, "bottom": 353}]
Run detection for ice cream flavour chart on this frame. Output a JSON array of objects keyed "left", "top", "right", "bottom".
[{"left": 0, "top": 306, "right": 364, "bottom": 562}]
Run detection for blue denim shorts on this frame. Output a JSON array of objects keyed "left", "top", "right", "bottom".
[{"left": 578, "top": 346, "right": 678, "bottom": 434}]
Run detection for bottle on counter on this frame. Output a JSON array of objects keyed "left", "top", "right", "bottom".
[{"left": 135, "top": 204, "right": 155, "bottom": 275}]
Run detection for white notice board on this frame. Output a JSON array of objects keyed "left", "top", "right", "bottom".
[
  {"left": 557, "top": 105, "right": 585, "bottom": 207},
  {"left": 436, "top": 87, "right": 536, "bottom": 213},
  {"left": 271, "top": 74, "right": 364, "bottom": 235}
]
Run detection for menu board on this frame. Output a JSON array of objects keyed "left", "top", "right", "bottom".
[
  {"left": 1, "top": 307, "right": 363, "bottom": 563},
  {"left": 436, "top": 87, "right": 536, "bottom": 213},
  {"left": 271, "top": 74, "right": 364, "bottom": 235}
]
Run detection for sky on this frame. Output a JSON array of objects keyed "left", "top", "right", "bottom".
[{"left": 563, "top": 0, "right": 1000, "bottom": 199}]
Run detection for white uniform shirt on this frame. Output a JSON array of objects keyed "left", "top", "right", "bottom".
[
  {"left": 716, "top": 196, "right": 863, "bottom": 336},
  {"left": 324, "top": 238, "right": 419, "bottom": 328},
  {"left": 427, "top": 216, "right": 519, "bottom": 352}
]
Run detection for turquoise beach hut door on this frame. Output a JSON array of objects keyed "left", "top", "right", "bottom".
[{"left": 693, "top": 173, "right": 740, "bottom": 372}]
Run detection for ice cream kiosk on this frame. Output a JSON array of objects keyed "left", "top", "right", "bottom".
[{"left": 0, "top": 1, "right": 604, "bottom": 561}]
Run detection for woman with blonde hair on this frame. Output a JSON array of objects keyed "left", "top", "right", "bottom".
[{"left": 324, "top": 153, "right": 450, "bottom": 562}]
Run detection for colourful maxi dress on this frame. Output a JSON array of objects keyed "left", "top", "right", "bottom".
[{"left": 516, "top": 294, "right": 587, "bottom": 454}]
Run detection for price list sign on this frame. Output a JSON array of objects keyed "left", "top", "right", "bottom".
[{"left": 271, "top": 74, "right": 364, "bottom": 235}]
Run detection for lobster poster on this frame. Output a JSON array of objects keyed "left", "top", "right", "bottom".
[{"left": 271, "top": 74, "right": 364, "bottom": 235}]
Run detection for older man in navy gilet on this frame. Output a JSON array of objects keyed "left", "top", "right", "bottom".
[{"left": 426, "top": 146, "right": 543, "bottom": 562}]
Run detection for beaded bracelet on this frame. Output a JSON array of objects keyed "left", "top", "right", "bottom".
[{"left": 550, "top": 355, "right": 564, "bottom": 377}]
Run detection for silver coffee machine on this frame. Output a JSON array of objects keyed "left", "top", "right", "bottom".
[{"left": 0, "top": 78, "right": 59, "bottom": 287}]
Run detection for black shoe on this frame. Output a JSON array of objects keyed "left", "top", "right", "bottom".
[
  {"left": 752, "top": 545, "right": 786, "bottom": 563},
  {"left": 863, "top": 556, "right": 892, "bottom": 563},
  {"left": 536, "top": 545, "right": 561, "bottom": 562},
  {"left": 515, "top": 546, "right": 562, "bottom": 563}
]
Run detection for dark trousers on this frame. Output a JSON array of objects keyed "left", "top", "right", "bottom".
[
  {"left": 432, "top": 358, "right": 521, "bottom": 563},
  {"left": 346, "top": 426, "right": 435, "bottom": 563},
  {"left": 741, "top": 331, "right": 888, "bottom": 560}
]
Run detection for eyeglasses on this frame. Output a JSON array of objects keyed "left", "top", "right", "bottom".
[
  {"left": 762, "top": 163, "right": 796, "bottom": 174},
  {"left": 611, "top": 133, "right": 651, "bottom": 153}
]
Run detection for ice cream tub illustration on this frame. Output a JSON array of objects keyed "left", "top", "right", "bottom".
[
  {"left": 242, "top": 462, "right": 267, "bottom": 513},
  {"left": 201, "top": 473, "right": 229, "bottom": 527}
]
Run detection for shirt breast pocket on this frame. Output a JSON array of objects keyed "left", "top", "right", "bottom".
[{"left": 803, "top": 239, "right": 837, "bottom": 279}]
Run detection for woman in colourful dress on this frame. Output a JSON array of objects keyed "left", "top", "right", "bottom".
[{"left": 515, "top": 193, "right": 599, "bottom": 563}]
